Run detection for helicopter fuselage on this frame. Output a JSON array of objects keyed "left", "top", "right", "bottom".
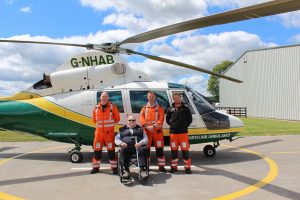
[{"left": 0, "top": 81, "right": 243, "bottom": 146}]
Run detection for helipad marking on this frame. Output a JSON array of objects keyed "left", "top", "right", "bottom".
[
  {"left": 213, "top": 145, "right": 278, "bottom": 200},
  {"left": 272, "top": 151, "right": 300, "bottom": 154},
  {"left": 0, "top": 145, "right": 71, "bottom": 200},
  {"left": 0, "top": 192, "right": 25, "bottom": 200}
]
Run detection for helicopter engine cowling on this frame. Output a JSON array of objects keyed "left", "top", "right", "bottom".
[{"left": 49, "top": 62, "right": 151, "bottom": 94}]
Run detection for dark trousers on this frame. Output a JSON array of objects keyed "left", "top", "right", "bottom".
[{"left": 120, "top": 146, "right": 147, "bottom": 170}]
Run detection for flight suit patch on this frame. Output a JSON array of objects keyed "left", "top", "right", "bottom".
[
  {"left": 171, "top": 142, "right": 176, "bottom": 148},
  {"left": 96, "top": 142, "right": 101, "bottom": 149},
  {"left": 157, "top": 141, "right": 162, "bottom": 147}
]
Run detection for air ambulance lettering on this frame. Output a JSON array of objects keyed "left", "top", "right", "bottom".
[
  {"left": 189, "top": 133, "right": 231, "bottom": 140},
  {"left": 70, "top": 55, "right": 115, "bottom": 67}
]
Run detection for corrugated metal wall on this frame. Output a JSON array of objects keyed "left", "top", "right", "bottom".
[{"left": 220, "top": 45, "right": 300, "bottom": 121}]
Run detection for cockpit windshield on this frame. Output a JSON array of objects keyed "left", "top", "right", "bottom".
[{"left": 187, "top": 88, "right": 215, "bottom": 114}]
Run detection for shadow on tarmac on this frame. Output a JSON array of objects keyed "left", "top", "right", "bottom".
[
  {"left": 118, "top": 171, "right": 172, "bottom": 187},
  {"left": 0, "top": 171, "right": 89, "bottom": 187},
  {"left": 0, "top": 147, "right": 18, "bottom": 152}
]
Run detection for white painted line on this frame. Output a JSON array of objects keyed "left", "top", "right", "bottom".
[{"left": 71, "top": 165, "right": 197, "bottom": 171}]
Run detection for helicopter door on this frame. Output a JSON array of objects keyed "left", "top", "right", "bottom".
[
  {"left": 127, "top": 90, "right": 170, "bottom": 126},
  {"left": 96, "top": 90, "right": 127, "bottom": 126},
  {"left": 170, "top": 91, "right": 206, "bottom": 129}
]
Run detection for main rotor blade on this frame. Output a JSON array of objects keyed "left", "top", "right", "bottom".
[
  {"left": 0, "top": 39, "right": 90, "bottom": 48},
  {"left": 126, "top": 49, "right": 242, "bottom": 83},
  {"left": 119, "top": 0, "right": 300, "bottom": 45}
]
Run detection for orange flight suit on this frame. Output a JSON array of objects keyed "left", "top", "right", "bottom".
[
  {"left": 92, "top": 102, "right": 120, "bottom": 170},
  {"left": 140, "top": 103, "right": 166, "bottom": 168}
]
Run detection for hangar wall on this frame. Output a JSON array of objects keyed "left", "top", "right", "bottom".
[{"left": 220, "top": 45, "right": 300, "bottom": 121}]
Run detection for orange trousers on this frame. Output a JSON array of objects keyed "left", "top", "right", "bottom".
[
  {"left": 170, "top": 133, "right": 191, "bottom": 170},
  {"left": 145, "top": 129, "right": 166, "bottom": 167},
  {"left": 92, "top": 130, "right": 117, "bottom": 169}
]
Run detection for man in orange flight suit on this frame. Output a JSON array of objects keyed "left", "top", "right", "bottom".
[
  {"left": 90, "top": 91, "right": 120, "bottom": 174},
  {"left": 140, "top": 91, "right": 166, "bottom": 172}
]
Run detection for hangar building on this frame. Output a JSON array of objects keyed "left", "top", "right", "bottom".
[{"left": 219, "top": 44, "right": 300, "bottom": 121}]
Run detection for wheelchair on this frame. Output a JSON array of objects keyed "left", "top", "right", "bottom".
[{"left": 117, "top": 137, "right": 150, "bottom": 183}]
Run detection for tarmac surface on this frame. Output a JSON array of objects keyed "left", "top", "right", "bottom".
[{"left": 0, "top": 135, "right": 300, "bottom": 200}]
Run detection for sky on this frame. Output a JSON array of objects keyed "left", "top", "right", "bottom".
[{"left": 0, "top": 0, "right": 300, "bottom": 96}]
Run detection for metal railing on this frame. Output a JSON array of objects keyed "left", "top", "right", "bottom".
[{"left": 216, "top": 107, "right": 247, "bottom": 118}]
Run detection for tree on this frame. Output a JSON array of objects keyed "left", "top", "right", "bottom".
[{"left": 207, "top": 60, "right": 233, "bottom": 102}]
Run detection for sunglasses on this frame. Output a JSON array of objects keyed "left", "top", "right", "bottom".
[{"left": 128, "top": 119, "right": 136, "bottom": 122}]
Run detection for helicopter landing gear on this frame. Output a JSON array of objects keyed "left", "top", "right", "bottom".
[
  {"left": 68, "top": 140, "right": 83, "bottom": 163},
  {"left": 203, "top": 141, "right": 219, "bottom": 157}
]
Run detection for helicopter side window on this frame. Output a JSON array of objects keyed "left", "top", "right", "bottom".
[
  {"left": 129, "top": 90, "right": 170, "bottom": 113},
  {"left": 97, "top": 91, "right": 124, "bottom": 113},
  {"left": 171, "top": 91, "right": 195, "bottom": 114}
]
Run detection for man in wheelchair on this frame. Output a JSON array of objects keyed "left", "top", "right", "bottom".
[{"left": 115, "top": 115, "right": 148, "bottom": 179}]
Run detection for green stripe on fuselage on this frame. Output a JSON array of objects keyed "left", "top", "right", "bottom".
[{"left": 0, "top": 100, "right": 94, "bottom": 145}]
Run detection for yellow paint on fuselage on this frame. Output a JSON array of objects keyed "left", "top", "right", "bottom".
[{"left": 19, "top": 96, "right": 95, "bottom": 128}]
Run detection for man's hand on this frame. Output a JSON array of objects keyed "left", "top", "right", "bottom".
[
  {"left": 121, "top": 142, "right": 127, "bottom": 148},
  {"left": 135, "top": 143, "right": 141, "bottom": 149},
  {"left": 146, "top": 125, "right": 154, "bottom": 132}
]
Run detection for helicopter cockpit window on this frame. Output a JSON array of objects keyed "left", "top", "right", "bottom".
[
  {"left": 97, "top": 91, "right": 124, "bottom": 113},
  {"left": 187, "top": 89, "right": 215, "bottom": 114},
  {"left": 129, "top": 91, "right": 170, "bottom": 113},
  {"left": 171, "top": 91, "right": 195, "bottom": 114}
]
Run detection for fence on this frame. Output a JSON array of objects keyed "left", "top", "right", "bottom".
[{"left": 216, "top": 107, "right": 247, "bottom": 118}]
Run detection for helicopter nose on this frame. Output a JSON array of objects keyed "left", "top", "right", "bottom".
[{"left": 228, "top": 114, "right": 244, "bottom": 128}]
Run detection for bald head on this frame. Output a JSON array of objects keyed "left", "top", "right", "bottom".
[{"left": 100, "top": 91, "right": 109, "bottom": 105}]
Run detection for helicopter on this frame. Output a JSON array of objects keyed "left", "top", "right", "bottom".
[{"left": 0, "top": 0, "right": 299, "bottom": 163}]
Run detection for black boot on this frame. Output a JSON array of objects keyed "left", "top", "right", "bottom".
[
  {"left": 159, "top": 166, "right": 167, "bottom": 172},
  {"left": 170, "top": 168, "right": 177, "bottom": 173},
  {"left": 185, "top": 168, "right": 192, "bottom": 174},
  {"left": 90, "top": 168, "right": 99, "bottom": 174},
  {"left": 112, "top": 168, "right": 118, "bottom": 175}
]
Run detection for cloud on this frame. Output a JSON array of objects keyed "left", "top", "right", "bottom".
[
  {"left": 6, "top": 0, "right": 14, "bottom": 4},
  {"left": 206, "top": 0, "right": 270, "bottom": 9},
  {"left": 19, "top": 6, "right": 32, "bottom": 13},
  {"left": 0, "top": 81, "right": 32, "bottom": 96},
  {"left": 289, "top": 34, "right": 300, "bottom": 43},
  {"left": 177, "top": 74, "right": 209, "bottom": 96},
  {"left": 81, "top": 0, "right": 207, "bottom": 35},
  {"left": 278, "top": 11, "right": 300, "bottom": 28}
]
